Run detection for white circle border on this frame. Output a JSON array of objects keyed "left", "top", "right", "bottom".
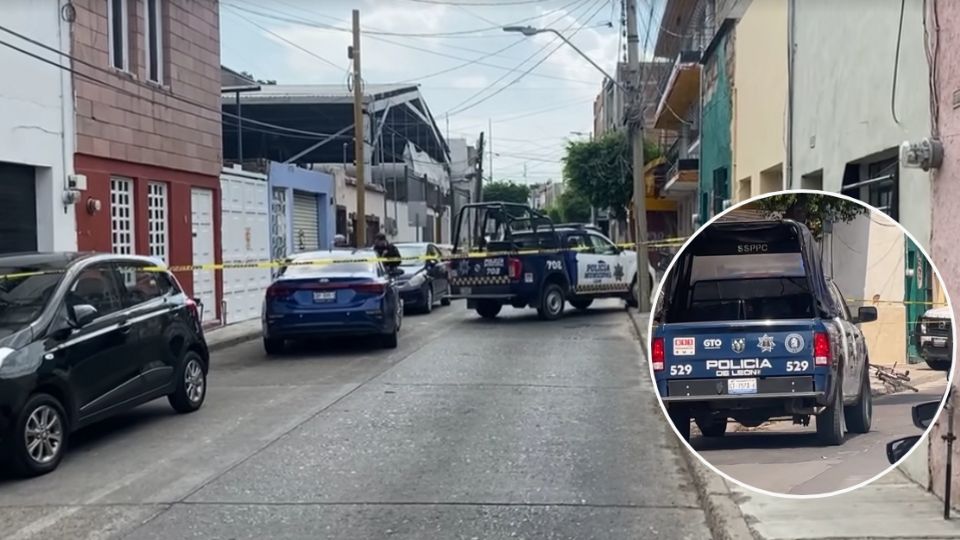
[{"left": 644, "top": 188, "right": 957, "bottom": 500}]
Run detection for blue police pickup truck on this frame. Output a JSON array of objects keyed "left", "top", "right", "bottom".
[
  {"left": 651, "top": 219, "right": 878, "bottom": 446},
  {"left": 447, "top": 202, "right": 656, "bottom": 321}
]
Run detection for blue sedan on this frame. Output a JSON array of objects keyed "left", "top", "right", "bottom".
[{"left": 261, "top": 249, "right": 403, "bottom": 354}]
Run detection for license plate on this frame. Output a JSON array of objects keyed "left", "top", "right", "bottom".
[
  {"left": 313, "top": 291, "right": 336, "bottom": 302},
  {"left": 460, "top": 287, "right": 472, "bottom": 295},
  {"left": 728, "top": 378, "right": 758, "bottom": 395},
  {"left": 934, "top": 337, "right": 947, "bottom": 347}
]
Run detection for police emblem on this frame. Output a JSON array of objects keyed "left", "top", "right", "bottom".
[
  {"left": 758, "top": 334, "right": 776, "bottom": 353},
  {"left": 731, "top": 338, "right": 746, "bottom": 353},
  {"left": 614, "top": 263, "right": 624, "bottom": 281},
  {"left": 785, "top": 333, "right": 805, "bottom": 354}
]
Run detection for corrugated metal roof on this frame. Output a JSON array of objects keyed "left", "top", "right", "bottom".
[{"left": 222, "top": 84, "right": 420, "bottom": 105}]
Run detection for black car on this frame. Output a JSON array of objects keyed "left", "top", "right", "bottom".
[
  {"left": 393, "top": 242, "right": 451, "bottom": 314},
  {"left": 0, "top": 252, "right": 209, "bottom": 477}
]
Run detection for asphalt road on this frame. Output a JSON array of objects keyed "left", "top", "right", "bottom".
[
  {"left": 690, "top": 382, "right": 949, "bottom": 496},
  {"left": 0, "top": 299, "right": 711, "bottom": 540}
]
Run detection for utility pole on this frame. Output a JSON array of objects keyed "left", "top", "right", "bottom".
[
  {"left": 488, "top": 119, "right": 493, "bottom": 183},
  {"left": 350, "top": 9, "right": 366, "bottom": 247},
  {"left": 626, "top": 0, "right": 650, "bottom": 312},
  {"left": 476, "top": 132, "right": 485, "bottom": 202}
]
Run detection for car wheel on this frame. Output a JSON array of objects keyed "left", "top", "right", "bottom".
[
  {"left": 168, "top": 350, "right": 207, "bottom": 414},
  {"left": 626, "top": 276, "right": 639, "bottom": 308},
  {"left": 476, "top": 301, "right": 501, "bottom": 319},
  {"left": 537, "top": 283, "right": 565, "bottom": 321},
  {"left": 382, "top": 325, "right": 399, "bottom": 349},
  {"left": 668, "top": 404, "right": 691, "bottom": 442},
  {"left": 570, "top": 298, "right": 593, "bottom": 311},
  {"left": 844, "top": 365, "right": 872, "bottom": 434},
  {"left": 263, "top": 337, "right": 285, "bottom": 356},
  {"left": 422, "top": 285, "right": 434, "bottom": 314},
  {"left": 440, "top": 290, "right": 451, "bottom": 306},
  {"left": 696, "top": 416, "right": 728, "bottom": 438},
  {"left": 816, "top": 376, "right": 845, "bottom": 446},
  {"left": 8, "top": 393, "right": 68, "bottom": 478},
  {"left": 925, "top": 359, "right": 951, "bottom": 372}
]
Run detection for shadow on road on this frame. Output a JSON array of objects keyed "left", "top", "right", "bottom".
[
  {"left": 690, "top": 429, "right": 869, "bottom": 452},
  {"left": 461, "top": 305, "right": 627, "bottom": 326}
]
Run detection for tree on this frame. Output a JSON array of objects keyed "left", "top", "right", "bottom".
[
  {"left": 562, "top": 131, "right": 661, "bottom": 220},
  {"left": 240, "top": 70, "right": 277, "bottom": 85},
  {"left": 482, "top": 181, "right": 530, "bottom": 205},
  {"left": 545, "top": 205, "right": 563, "bottom": 224},
  {"left": 751, "top": 193, "right": 868, "bottom": 241},
  {"left": 556, "top": 187, "right": 591, "bottom": 223}
]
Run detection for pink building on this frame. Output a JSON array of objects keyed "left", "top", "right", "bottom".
[{"left": 927, "top": 0, "right": 959, "bottom": 511}]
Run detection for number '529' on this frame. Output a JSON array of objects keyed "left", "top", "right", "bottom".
[
  {"left": 786, "top": 360, "right": 810, "bottom": 372},
  {"left": 670, "top": 364, "right": 693, "bottom": 376}
]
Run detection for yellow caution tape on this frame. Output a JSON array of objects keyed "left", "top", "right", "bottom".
[
  {"left": 846, "top": 298, "right": 950, "bottom": 307},
  {"left": 0, "top": 236, "right": 691, "bottom": 280}
]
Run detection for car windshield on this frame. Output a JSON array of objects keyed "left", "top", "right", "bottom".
[
  {"left": 396, "top": 245, "right": 427, "bottom": 267},
  {"left": 0, "top": 267, "right": 65, "bottom": 334}
]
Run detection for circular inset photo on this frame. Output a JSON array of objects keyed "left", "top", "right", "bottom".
[{"left": 647, "top": 190, "right": 955, "bottom": 497}]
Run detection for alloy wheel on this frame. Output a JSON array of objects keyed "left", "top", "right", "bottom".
[
  {"left": 24, "top": 405, "right": 63, "bottom": 465},
  {"left": 185, "top": 359, "right": 205, "bottom": 403}
]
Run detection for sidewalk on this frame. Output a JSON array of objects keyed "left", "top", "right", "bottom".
[
  {"left": 626, "top": 308, "right": 960, "bottom": 540},
  {"left": 203, "top": 318, "right": 262, "bottom": 352}
]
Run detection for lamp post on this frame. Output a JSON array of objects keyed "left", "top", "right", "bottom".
[{"left": 504, "top": 20, "right": 650, "bottom": 312}]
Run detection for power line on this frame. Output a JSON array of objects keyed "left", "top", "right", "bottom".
[
  {"left": 224, "top": 6, "right": 347, "bottom": 73},
  {"left": 403, "top": 0, "right": 560, "bottom": 5},
  {"left": 445, "top": 0, "right": 609, "bottom": 116}
]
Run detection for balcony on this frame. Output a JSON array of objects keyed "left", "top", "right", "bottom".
[
  {"left": 661, "top": 136, "right": 699, "bottom": 199},
  {"left": 654, "top": 50, "right": 701, "bottom": 131}
]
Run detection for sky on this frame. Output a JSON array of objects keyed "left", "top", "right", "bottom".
[{"left": 219, "top": 0, "right": 665, "bottom": 186}]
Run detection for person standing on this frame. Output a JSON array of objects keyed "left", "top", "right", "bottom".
[{"left": 373, "top": 233, "right": 402, "bottom": 271}]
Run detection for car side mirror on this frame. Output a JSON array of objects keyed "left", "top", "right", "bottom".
[
  {"left": 886, "top": 435, "right": 922, "bottom": 464},
  {"left": 857, "top": 306, "right": 878, "bottom": 324},
  {"left": 70, "top": 304, "right": 99, "bottom": 328},
  {"left": 912, "top": 400, "right": 941, "bottom": 429}
]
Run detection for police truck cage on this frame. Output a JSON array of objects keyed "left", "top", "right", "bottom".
[{"left": 451, "top": 202, "right": 558, "bottom": 255}]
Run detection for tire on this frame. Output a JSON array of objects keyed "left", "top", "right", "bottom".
[
  {"left": 626, "top": 276, "right": 639, "bottom": 308},
  {"left": 668, "top": 404, "right": 691, "bottom": 442},
  {"left": 7, "top": 393, "right": 68, "bottom": 478},
  {"left": 816, "top": 376, "right": 845, "bottom": 446},
  {"left": 476, "top": 301, "right": 502, "bottom": 319},
  {"left": 844, "top": 366, "right": 872, "bottom": 434},
  {"left": 263, "top": 337, "right": 285, "bottom": 356},
  {"left": 168, "top": 350, "right": 207, "bottom": 414},
  {"left": 440, "top": 295, "right": 451, "bottom": 307},
  {"left": 536, "top": 283, "right": 565, "bottom": 321},
  {"left": 570, "top": 298, "right": 593, "bottom": 311},
  {"left": 382, "top": 326, "right": 399, "bottom": 349},
  {"left": 925, "top": 359, "right": 951, "bottom": 372},
  {"left": 421, "top": 285, "right": 434, "bottom": 314},
  {"left": 696, "top": 416, "right": 728, "bottom": 438}
]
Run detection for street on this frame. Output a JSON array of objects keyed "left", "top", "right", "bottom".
[
  {"left": 692, "top": 382, "right": 949, "bottom": 495},
  {"left": 0, "top": 300, "right": 711, "bottom": 540}
]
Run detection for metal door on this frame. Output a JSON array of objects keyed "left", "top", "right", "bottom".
[
  {"left": 905, "top": 239, "right": 931, "bottom": 363},
  {"left": 191, "top": 187, "right": 216, "bottom": 323},
  {"left": 0, "top": 163, "right": 37, "bottom": 253},
  {"left": 221, "top": 170, "right": 271, "bottom": 323},
  {"left": 292, "top": 190, "right": 319, "bottom": 252}
]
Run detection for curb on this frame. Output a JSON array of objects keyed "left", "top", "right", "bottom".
[
  {"left": 206, "top": 329, "right": 261, "bottom": 354},
  {"left": 625, "top": 309, "right": 756, "bottom": 540}
]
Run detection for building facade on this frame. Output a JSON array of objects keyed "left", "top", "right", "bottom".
[
  {"left": 790, "top": 0, "right": 932, "bottom": 248},
  {"left": 0, "top": 1, "right": 77, "bottom": 253},
  {"left": 927, "top": 0, "right": 960, "bottom": 512},
  {"left": 731, "top": 0, "right": 788, "bottom": 202},
  {"left": 698, "top": 19, "right": 736, "bottom": 220},
  {"left": 71, "top": 0, "right": 223, "bottom": 322}
]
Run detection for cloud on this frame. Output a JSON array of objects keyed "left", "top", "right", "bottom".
[{"left": 449, "top": 75, "right": 490, "bottom": 89}]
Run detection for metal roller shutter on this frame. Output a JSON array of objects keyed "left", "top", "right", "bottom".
[
  {"left": 292, "top": 190, "right": 320, "bottom": 252},
  {"left": 0, "top": 163, "right": 37, "bottom": 253}
]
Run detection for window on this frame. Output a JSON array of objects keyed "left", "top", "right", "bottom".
[
  {"left": 588, "top": 233, "right": 619, "bottom": 255},
  {"left": 108, "top": 0, "right": 129, "bottom": 71},
  {"left": 143, "top": 0, "right": 163, "bottom": 83},
  {"left": 712, "top": 167, "right": 729, "bottom": 216},
  {"left": 829, "top": 282, "right": 853, "bottom": 321},
  {"left": 120, "top": 263, "right": 174, "bottom": 306},
  {"left": 841, "top": 154, "right": 899, "bottom": 221},
  {"left": 67, "top": 264, "right": 124, "bottom": 318},
  {"left": 110, "top": 178, "right": 135, "bottom": 255},
  {"left": 565, "top": 233, "right": 591, "bottom": 252},
  {"left": 147, "top": 182, "right": 168, "bottom": 264}
]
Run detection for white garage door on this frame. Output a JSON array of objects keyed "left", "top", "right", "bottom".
[
  {"left": 191, "top": 187, "right": 216, "bottom": 324},
  {"left": 221, "top": 169, "right": 271, "bottom": 324},
  {"left": 292, "top": 190, "right": 319, "bottom": 252}
]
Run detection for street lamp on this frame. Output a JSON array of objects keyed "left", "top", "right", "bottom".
[{"left": 503, "top": 26, "right": 628, "bottom": 95}]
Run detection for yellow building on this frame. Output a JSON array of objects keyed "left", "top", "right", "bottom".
[{"left": 732, "top": 0, "right": 788, "bottom": 203}]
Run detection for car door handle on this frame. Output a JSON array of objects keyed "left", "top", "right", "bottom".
[{"left": 117, "top": 320, "right": 132, "bottom": 335}]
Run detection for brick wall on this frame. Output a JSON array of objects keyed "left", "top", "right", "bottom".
[{"left": 71, "top": 0, "right": 221, "bottom": 177}]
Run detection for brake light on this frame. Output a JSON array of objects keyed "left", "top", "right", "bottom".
[
  {"left": 507, "top": 257, "right": 522, "bottom": 280},
  {"left": 352, "top": 283, "right": 385, "bottom": 295},
  {"left": 814, "top": 332, "right": 831, "bottom": 366},
  {"left": 185, "top": 297, "right": 200, "bottom": 319},
  {"left": 651, "top": 337, "right": 665, "bottom": 372},
  {"left": 266, "top": 284, "right": 293, "bottom": 299}
]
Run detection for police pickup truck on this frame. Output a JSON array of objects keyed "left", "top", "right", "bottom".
[
  {"left": 916, "top": 306, "right": 952, "bottom": 371},
  {"left": 447, "top": 202, "right": 655, "bottom": 320},
  {"left": 651, "top": 219, "right": 878, "bottom": 446}
]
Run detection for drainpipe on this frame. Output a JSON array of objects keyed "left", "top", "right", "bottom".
[{"left": 785, "top": 0, "right": 796, "bottom": 189}]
